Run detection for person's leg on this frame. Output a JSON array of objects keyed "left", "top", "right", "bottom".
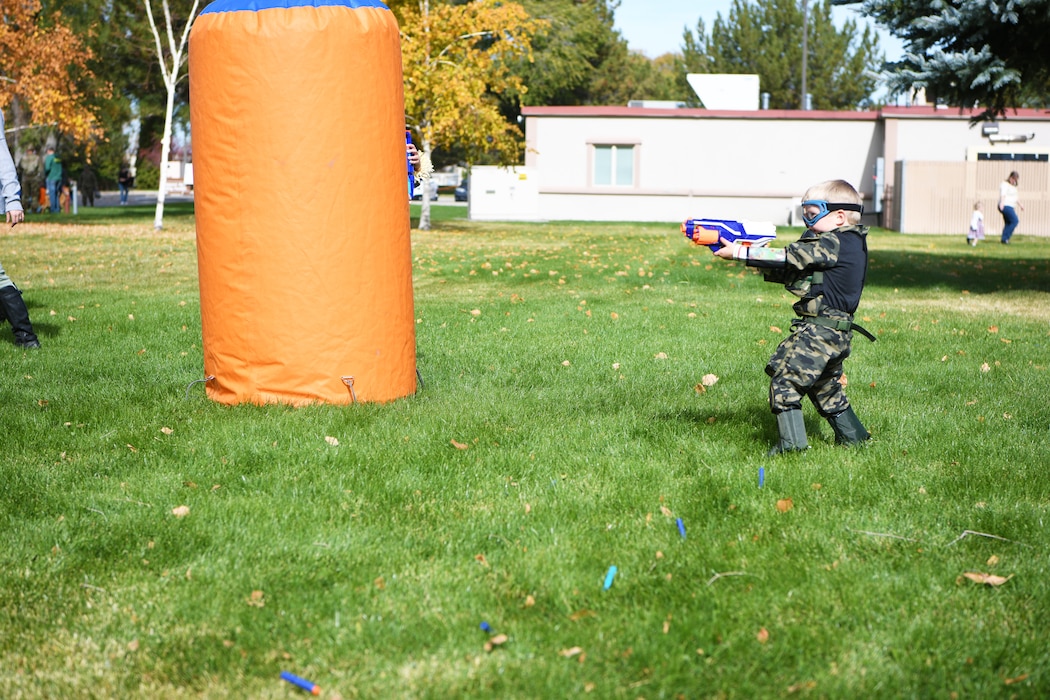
[
  {"left": 0, "top": 277, "right": 41, "bottom": 349},
  {"left": 808, "top": 358, "right": 870, "bottom": 446},
  {"left": 47, "top": 180, "right": 60, "bottom": 213},
  {"left": 767, "top": 329, "right": 833, "bottom": 454},
  {"left": 1001, "top": 206, "right": 1018, "bottom": 243}
]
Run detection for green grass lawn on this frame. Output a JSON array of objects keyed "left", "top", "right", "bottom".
[{"left": 2, "top": 204, "right": 1049, "bottom": 698}]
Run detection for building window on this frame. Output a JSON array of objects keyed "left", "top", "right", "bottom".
[
  {"left": 593, "top": 145, "right": 635, "bottom": 186},
  {"left": 976, "top": 152, "right": 1048, "bottom": 162}
]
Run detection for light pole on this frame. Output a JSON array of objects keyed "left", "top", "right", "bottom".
[{"left": 800, "top": 0, "right": 808, "bottom": 109}]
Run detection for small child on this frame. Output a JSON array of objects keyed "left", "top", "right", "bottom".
[
  {"left": 713, "top": 179, "right": 875, "bottom": 455},
  {"left": 967, "top": 202, "right": 984, "bottom": 246}
]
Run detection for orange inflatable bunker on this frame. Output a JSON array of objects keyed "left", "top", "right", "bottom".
[{"left": 189, "top": 0, "right": 415, "bottom": 405}]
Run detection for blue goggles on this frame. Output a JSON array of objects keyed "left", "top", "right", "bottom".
[{"left": 801, "top": 200, "right": 864, "bottom": 228}]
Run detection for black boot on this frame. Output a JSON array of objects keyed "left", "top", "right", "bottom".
[
  {"left": 0, "top": 285, "right": 41, "bottom": 348},
  {"left": 827, "top": 406, "right": 870, "bottom": 445},
  {"left": 769, "top": 409, "right": 808, "bottom": 455}
]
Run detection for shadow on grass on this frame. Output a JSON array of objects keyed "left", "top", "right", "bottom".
[
  {"left": 23, "top": 202, "right": 196, "bottom": 226},
  {"left": 868, "top": 245, "right": 1050, "bottom": 294}
]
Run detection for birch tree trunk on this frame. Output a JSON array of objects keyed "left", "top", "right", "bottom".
[{"left": 144, "top": 0, "right": 200, "bottom": 230}]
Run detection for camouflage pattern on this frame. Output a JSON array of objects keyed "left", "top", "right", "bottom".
[{"left": 765, "top": 307, "right": 854, "bottom": 415}]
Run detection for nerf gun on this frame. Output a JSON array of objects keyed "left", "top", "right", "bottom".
[
  {"left": 681, "top": 218, "right": 777, "bottom": 251},
  {"left": 406, "top": 129, "right": 416, "bottom": 199}
]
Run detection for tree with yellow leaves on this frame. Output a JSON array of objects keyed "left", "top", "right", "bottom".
[
  {"left": 396, "top": 0, "right": 545, "bottom": 230},
  {"left": 0, "top": 0, "right": 106, "bottom": 151}
]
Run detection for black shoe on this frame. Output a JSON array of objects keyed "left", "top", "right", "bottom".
[
  {"left": 0, "top": 286, "right": 41, "bottom": 348},
  {"left": 14, "top": 332, "right": 41, "bottom": 349},
  {"left": 826, "top": 406, "right": 870, "bottom": 445},
  {"left": 769, "top": 409, "right": 808, "bottom": 455}
]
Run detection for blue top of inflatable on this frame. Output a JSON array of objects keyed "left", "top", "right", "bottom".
[{"left": 201, "top": 0, "right": 389, "bottom": 14}]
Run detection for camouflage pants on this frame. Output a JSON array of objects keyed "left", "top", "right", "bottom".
[{"left": 765, "top": 315, "right": 853, "bottom": 416}]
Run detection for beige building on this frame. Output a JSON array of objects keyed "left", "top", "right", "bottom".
[{"left": 468, "top": 105, "right": 1050, "bottom": 237}]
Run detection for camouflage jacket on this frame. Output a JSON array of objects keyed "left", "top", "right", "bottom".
[{"left": 743, "top": 225, "right": 869, "bottom": 317}]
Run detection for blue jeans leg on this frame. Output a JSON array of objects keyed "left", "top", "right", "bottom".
[
  {"left": 1001, "top": 206, "right": 1018, "bottom": 243},
  {"left": 47, "top": 180, "right": 60, "bottom": 213}
]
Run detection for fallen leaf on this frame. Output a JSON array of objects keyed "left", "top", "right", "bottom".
[
  {"left": 776, "top": 498, "right": 794, "bottom": 513},
  {"left": 788, "top": 681, "right": 817, "bottom": 693},
  {"left": 126, "top": 444, "right": 137, "bottom": 452},
  {"left": 470, "top": 309, "right": 481, "bottom": 316},
  {"left": 475, "top": 553, "right": 489, "bottom": 567},
  {"left": 127, "top": 639, "right": 139, "bottom": 652},
  {"left": 756, "top": 628, "right": 770, "bottom": 644},
  {"left": 524, "top": 503, "right": 532, "bottom": 514},
  {"left": 660, "top": 505, "right": 673, "bottom": 518},
  {"left": 1004, "top": 673, "right": 1029, "bottom": 685},
  {"left": 980, "top": 362, "right": 991, "bottom": 373},
  {"left": 770, "top": 326, "right": 782, "bottom": 334},
  {"left": 160, "top": 426, "right": 174, "bottom": 435},
  {"left": 325, "top": 435, "right": 340, "bottom": 446},
  {"left": 171, "top": 505, "right": 190, "bottom": 518},
  {"left": 450, "top": 439, "right": 469, "bottom": 450},
  {"left": 654, "top": 352, "right": 668, "bottom": 360},
  {"left": 963, "top": 571, "right": 1013, "bottom": 586},
  {"left": 374, "top": 576, "right": 385, "bottom": 590},
  {"left": 562, "top": 360, "right": 571, "bottom": 366},
  {"left": 524, "top": 595, "right": 535, "bottom": 608},
  {"left": 701, "top": 373, "right": 719, "bottom": 387},
  {"left": 987, "top": 325, "right": 999, "bottom": 333},
  {"left": 484, "top": 633, "right": 509, "bottom": 652},
  {"left": 610, "top": 312, "right": 619, "bottom": 320},
  {"left": 246, "top": 590, "right": 265, "bottom": 607},
  {"left": 569, "top": 609, "right": 596, "bottom": 621},
  {"left": 662, "top": 618, "right": 671, "bottom": 634},
  {"left": 559, "top": 646, "right": 583, "bottom": 658},
  {"left": 694, "top": 383, "right": 706, "bottom": 394}
]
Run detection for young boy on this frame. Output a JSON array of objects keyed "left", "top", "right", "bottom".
[{"left": 713, "top": 179, "right": 873, "bottom": 454}]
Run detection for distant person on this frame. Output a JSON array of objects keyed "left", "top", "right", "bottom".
[
  {"left": 0, "top": 111, "right": 42, "bottom": 348},
  {"left": 59, "top": 181, "right": 71, "bottom": 214},
  {"left": 118, "top": 162, "right": 133, "bottom": 205},
  {"left": 78, "top": 164, "right": 98, "bottom": 207},
  {"left": 998, "top": 171, "right": 1023, "bottom": 244},
  {"left": 43, "top": 146, "right": 62, "bottom": 213},
  {"left": 967, "top": 201, "right": 984, "bottom": 247},
  {"left": 18, "top": 146, "right": 42, "bottom": 214}
]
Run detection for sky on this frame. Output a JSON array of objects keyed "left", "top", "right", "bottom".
[{"left": 613, "top": 0, "right": 905, "bottom": 63}]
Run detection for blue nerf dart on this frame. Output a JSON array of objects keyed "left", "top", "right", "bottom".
[
  {"left": 676, "top": 517, "right": 686, "bottom": 539},
  {"left": 280, "top": 671, "right": 320, "bottom": 695},
  {"left": 759, "top": 467, "right": 766, "bottom": 488},
  {"left": 603, "top": 565, "right": 617, "bottom": 590},
  {"left": 480, "top": 621, "right": 492, "bottom": 633}
]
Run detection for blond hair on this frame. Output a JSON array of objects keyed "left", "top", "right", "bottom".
[{"left": 803, "top": 179, "right": 863, "bottom": 224}]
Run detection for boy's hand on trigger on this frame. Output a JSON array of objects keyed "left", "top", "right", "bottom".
[
  {"left": 406, "top": 143, "right": 421, "bottom": 172},
  {"left": 712, "top": 237, "right": 738, "bottom": 260}
]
